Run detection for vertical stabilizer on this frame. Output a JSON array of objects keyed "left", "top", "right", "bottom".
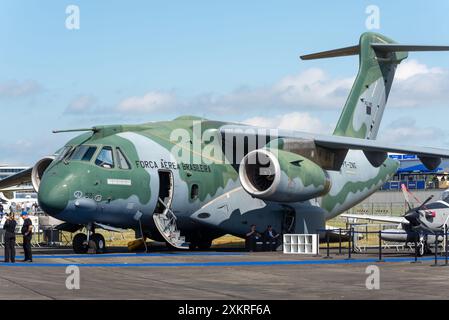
[
  {"left": 301, "top": 32, "right": 449, "bottom": 140},
  {"left": 331, "top": 32, "right": 406, "bottom": 139}
]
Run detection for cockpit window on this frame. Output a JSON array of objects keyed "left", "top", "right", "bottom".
[
  {"left": 116, "top": 148, "right": 131, "bottom": 170},
  {"left": 54, "top": 146, "right": 72, "bottom": 162},
  {"left": 441, "top": 189, "right": 449, "bottom": 203},
  {"left": 69, "top": 145, "right": 97, "bottom": 162},
  {"left": 95, "top": 146, "right": 114, "bottom": 168}
]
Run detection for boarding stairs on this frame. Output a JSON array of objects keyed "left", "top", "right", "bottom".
[{"left": 152, "top": 198, "right": 189, "bottom": 249}]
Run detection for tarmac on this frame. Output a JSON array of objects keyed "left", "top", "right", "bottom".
[{"left": 1, "top": 245, "right": 449, "bottom": 300}]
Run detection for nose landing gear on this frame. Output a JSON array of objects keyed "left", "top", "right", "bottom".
[
  {"left": 72, "top": 225, "right": 106, "bottom": 254},
  {"left": 415, "top": 234, "right": 432, "bottom": 257},
  {"left": 73, "top": 233, "right": 88, "bottom": 254}
]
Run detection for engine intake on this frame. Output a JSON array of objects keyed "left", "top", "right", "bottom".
[
  {"left": 239, "top": 148, "right": 331, "bottom": 202},
  {"left": 31, "top": 156, "right": 55, "bottom": 192}
]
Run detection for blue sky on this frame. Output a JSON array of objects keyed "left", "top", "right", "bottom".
[{"left": 1, "top": 1, "right": 449, "bottom": 165}]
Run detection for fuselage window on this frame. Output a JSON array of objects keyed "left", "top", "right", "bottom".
[
  {"left": 116, "top": 148, "right": 131, "bottom": 170},
  {"left": 70, "top": 145, "right": 97, "bottom": 162},
  {"left": 95, "top": 146, "right": 114, "bottom": 169},
  {"left": 191, "top": 184, "right": 199, "bottom": 200}
]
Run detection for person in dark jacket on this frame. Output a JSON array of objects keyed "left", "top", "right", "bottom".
[
  {"left": 262, "top": 225, "right": 280, "bottom": 251},
  {"left": 3, "top": 214, "right": 17, "bottom": 263},
  {"left": 245, "top": 224, "right": 261, "bottom": 252},
  {"left": 21, "top": 212, "right": 33, "bottom": 262}
]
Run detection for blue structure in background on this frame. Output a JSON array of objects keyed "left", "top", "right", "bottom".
[{"left": 381, "top": 154, "right": 448, "bottom": 190}]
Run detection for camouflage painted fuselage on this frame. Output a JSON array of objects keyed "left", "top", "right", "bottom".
[{"left": 38, "top": 116, "right": 399, "bottom": 242}]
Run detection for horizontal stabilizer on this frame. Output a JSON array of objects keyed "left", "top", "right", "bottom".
[
  {"left": 300, "top": 45, "right": 359, "bottom": 60},
  {"left": 300, "top": 43, "right": 449, "bottom": 61},
  {"left": 371, "top": 44, "right": 449, "bottom": 53}
]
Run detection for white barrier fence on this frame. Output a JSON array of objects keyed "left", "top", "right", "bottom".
[{"left": 283, "top": 234, "right": 319, "bottom": 254}]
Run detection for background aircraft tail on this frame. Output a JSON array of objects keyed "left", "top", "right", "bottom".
[{"left": 301, "top": 32, "right": 449, "bottom": 140}]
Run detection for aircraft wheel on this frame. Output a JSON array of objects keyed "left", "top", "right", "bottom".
[
  {"left": 73, "top": 233, "right": 88, "bottom": 254},
  {"left": 92, "top": 233, "right": 106, "bottom": 254}
]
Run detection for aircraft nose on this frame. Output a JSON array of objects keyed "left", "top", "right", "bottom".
[{"left": 38, "top": 176, "right": 69, "bottom": 216}]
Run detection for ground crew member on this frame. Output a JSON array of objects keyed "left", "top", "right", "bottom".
[
  {"left": 21, "top": 211, "right": 33, "bottom": 262},
  {"left": 3, "top": 214, "right": 17, "bottom": 263}
]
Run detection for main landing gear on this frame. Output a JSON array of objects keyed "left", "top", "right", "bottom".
[{"left": 72, "top": 225, "right": 106, "bottom": 254}]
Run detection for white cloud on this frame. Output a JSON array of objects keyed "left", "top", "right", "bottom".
[
  {"left": 190, "top": 69, "right": 354, "bottom": 114},
  {"left": 0, "top": 135, "right": 67, "bottom": 166},
  {"left": 395, "top": 59, "right": 443, "bottom": 81},
  {"left": 0, "top": 80, "right": 42, "bottom": 98},
  {"left": 107, "top": 68, "right": 354, "bottom": 116},
  {"left": 65, "top": 59, "right": 446, "bottom": 126},
  {"left": 273, "top": 68, "right": 354, "bottom": 109},
  {"left": 378, "top": 117, "right": 445, "bottom": 145},
  {"left": 243, "top": 112, "right": 333, "bottom": 134},
  {"left": 117, "top": 91, "right": 177, "bottom": 113},
  {"left": 390, "top": 59, "right": 449, "bottom": 108},
  {"left": 65, "top": 95, "right": 97, "bottom": 113}
]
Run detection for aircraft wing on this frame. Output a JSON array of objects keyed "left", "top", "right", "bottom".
[
  {"left": 0, "top": 185, "right": 35, "bottom": 192},
  {"left": 341, "top": 213, "right": 408, "bottom": 224},
  {"left": 220, "top": 125, "right": 449, "bottom": 170},
  {"left": 0, "top": 167, "right": 32, "bottom": 190}
]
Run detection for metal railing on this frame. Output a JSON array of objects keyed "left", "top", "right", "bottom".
[{"left": 316, "top": 226, "right": 449, "bottom": 266}]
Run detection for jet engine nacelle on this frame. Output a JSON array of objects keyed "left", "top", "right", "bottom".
[
  {"left": 31, "top": 156, "right": 55, "bottom": 192},
  {"left": 239, "top": 148, "right": 331, "bottom": 202}
]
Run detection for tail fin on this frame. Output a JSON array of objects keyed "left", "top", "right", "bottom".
[{"left": 301, "top": 32, "right": 449, "bottom": 140}]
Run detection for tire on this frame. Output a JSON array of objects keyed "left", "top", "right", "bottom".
[
  {"left": 73, "top": 233, "right": 88, "bottom": 254},
  {"left": 92, "top": 233, "right": 106, "bottom": 254}
]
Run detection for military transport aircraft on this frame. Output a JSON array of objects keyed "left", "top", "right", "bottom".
[
  {"left": 2, "top": 32, "right": 449, "bottom": 254},
  {"left": 342, "top": 185, "right": 449, "bottom": 256}
]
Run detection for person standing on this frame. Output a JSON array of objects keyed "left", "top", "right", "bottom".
[
  {"left": 3, "top": 214, "right": 17, "bottom": 263},
  {"left": 245, "top": 224, "right": 261, "bottom": 252},
  {"left": 10, "top": 202, "right": 16, "bottom": 214},
  {"left": 21, "top": 212, "right": 33, "bottom": 262}
]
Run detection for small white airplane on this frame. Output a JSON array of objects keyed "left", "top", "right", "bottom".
[{"left": 342, "top": 185, "right": 449, "bottom": 256}]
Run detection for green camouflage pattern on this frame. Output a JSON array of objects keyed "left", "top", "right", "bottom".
[{"left": 35, "top": 32, "right": 413, "bottom": 246}]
